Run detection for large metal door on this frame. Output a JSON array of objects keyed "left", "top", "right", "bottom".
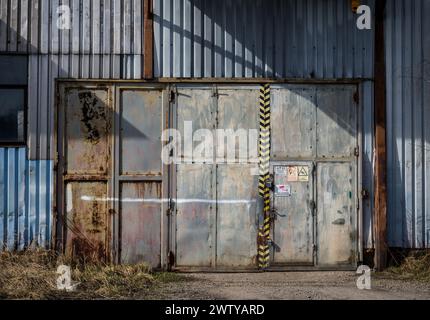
[
  {"left": 59, "top": 87, "right": 113, "bottom": 263},
  {"left": 57, "top": 83, "right": 165, "bottom": 267},
  {"left": 173, "top": 85, "right": 260, "bottom": 270}
]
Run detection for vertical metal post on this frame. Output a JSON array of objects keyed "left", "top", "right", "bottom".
[
  {"left": 374, "top": 0, "right": 388, "bottom": 271},
  {"left": 143, "top": 0, "right": 154, "bottom": 79}
]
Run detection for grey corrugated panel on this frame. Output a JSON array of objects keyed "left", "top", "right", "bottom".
[
  {"left": 386, "top": 0, "right": 430, "bottom": 248},
  {"left": 0, "top": 147, "right": 52, "bottom": 250},
  {"left": 154, "top": 0, "right": 375, "bottom": 78},
  {"left": 28, "top": 53, "right": 143, "bottom": 160},
  {"left": 0, "top": 0, "right": 143, "bottom": 55}
]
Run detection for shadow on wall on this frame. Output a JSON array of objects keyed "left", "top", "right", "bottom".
[{"left": 152, "top": 0, "right": 375, "bottom": 79}]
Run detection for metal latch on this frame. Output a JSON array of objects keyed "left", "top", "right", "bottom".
[{"left": 270, "top": 209, "right": 286, "bottom": 221}]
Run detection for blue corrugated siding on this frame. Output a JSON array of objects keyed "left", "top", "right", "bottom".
[
  {"left": 0, "top": 148, "right": 52, "bottom": 250},
  {"left": 386, "top": 0, "right": 430, "bottom": 248}
]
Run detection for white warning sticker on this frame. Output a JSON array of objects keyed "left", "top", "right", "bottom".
[{"left": 275, "top": 184, "right": 291, "bottom": 197}]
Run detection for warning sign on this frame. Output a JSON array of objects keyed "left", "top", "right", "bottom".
[
  {"left": 275, "top": 166, "right": 288, "bottom": 176},
  {"left": 287, "top": 166, "right": 298, "bottom": 182},
  {"left": 298, "top": 166, "right": 309, "bottom": 182},
  {"left": 275, "top": 184, "right": 291, "bottom": 197}
]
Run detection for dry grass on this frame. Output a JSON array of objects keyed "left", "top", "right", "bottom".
[
  {"left": 382, "top": 251, "right": 430, "bottom": 282},
  {"left": 0, "top": 250, "right": 183, "bottom": 300}
]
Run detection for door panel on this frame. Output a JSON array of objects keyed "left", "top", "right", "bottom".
[
  {"left": 176, "top": 164, "right": 215, "bottom": 267},
  {"left": 120, "top": 89, "right": 163, "bottom": 175},
  {"left": 120, "top": 182, "right": 161, "bottom": 266},
  {"left": 65, "top": 89, "right": 110, "bottom": 175},
  {"left": 316, "top": 87, "right": 357, "bottom": 159},
  {"left": 65, "top": 181, "right": 108, "bottom": 262},
  {"left": 60, "top": 84, "right": 164, "bottom": 267},
  {"left": 271, "top": 87, "right": 316, "bottom": 159},
  {"left": 317, "top": 162, "right": 357, "bottom": 266},
  {"left": 272, "top": 163, "right": 314, "bottom": 265},
  {"left": 117, "top": 88, "right": 164, "bottom": 268},
  {"left": 62, "top": 87, "right": 112, "bottom": 262},
  {"left": 216, "top": 164, "right": 259, "bottom": 267}
]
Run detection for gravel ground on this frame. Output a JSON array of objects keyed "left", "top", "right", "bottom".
[{"left": 154, "top": 272, "right": 430, "bottom": 300}]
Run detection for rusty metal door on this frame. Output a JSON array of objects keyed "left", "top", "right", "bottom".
[
  {"left": 57, "top": 83, "right": 166, "bottom": 267},
  {"left": 58, "top": 86, "right": 113, "bottom": 263}
]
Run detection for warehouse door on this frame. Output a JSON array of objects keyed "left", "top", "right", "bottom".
[
  {"left": 172, "top": 85, "right": 261, "bottom": 270},
  {"left": 57, "top": 83, "right": 165, "bottom": 267},
  {"left": 271, "top": 85, "right": 359, "bottom": 268}
]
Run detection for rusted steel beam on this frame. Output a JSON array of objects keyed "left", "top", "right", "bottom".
[
  {"left": 374, "top": 0, "right": 387, "bottom": 271},
  {"left": 143, "top": 0, "right": 154, "bottom": 79}
]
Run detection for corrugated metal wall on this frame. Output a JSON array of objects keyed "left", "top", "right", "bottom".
[
  {"left": 386, "top": 0, "right": 430, "bottom": 248},
  {"left": 154, "top": 0, "right": 374, "bottom": 78},
  {"left": 0, "top": 0, "right": 145, "bottom": 160},
  {"left": 0, "top": 0, "right": 144, "bottom": 250},
  {"left": 0, "top": 148, "right": 52, "bottom": 249}
]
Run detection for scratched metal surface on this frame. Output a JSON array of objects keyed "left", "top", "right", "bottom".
[
  {"left": 317, "top": 162, "right": 357, "bottom": 266},
  {"left": 271, "top": 162, "right": 314, "bottom": 265},
  {"left": 120, "top": 89, "right": 163, "bottom": 176},
  {"left": 120, "top": 182, "right": 161, "bottom": 266},
  {"left": 216, "top": 164, "right": 260, "bottom": 268},
  {"left": 65, "top": 89, "right": 111, "bottom": 176},
  {"left": 65, "top": 181, "right": 109, "bottom": 262}
]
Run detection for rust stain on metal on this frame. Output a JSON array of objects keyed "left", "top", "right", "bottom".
[
  {"left": 65, "top": 182, "right": 108, "bottom": 263},
  {"left": 78, "top": 91, "right": 108, "bottom": 145}
]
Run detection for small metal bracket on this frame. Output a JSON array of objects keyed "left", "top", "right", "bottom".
[
  {"left": 167, "top": 199, "right": 175, "bottom": 216},
  {"left": 354, "top": 146, "right": 360, "bottom": 157},
  {"left": 169, "top": 88, "right": 176, "bottom": 103},
  {"left": 361, "top": 189, "right": 370, "bottom": 199},
  {"left": 211, "top": 85, "right": 219, "bottom": 98}
]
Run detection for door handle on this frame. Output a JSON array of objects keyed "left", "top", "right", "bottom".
[{"left": 270, "top": 209, "right": 286, "bottom": 220}]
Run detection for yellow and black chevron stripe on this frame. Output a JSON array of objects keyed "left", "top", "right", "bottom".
[{"left": 258, "top": 84, "right": 271, "bottom": 269}]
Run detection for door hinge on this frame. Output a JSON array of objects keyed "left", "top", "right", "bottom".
[
  {"left": 354, "top": 147, "right": 360, "bottom": 157},
  {"left": 353, "top": 91, "right": 359, "bottom": 104},
  {"left": 167, "top": 199, "right": 175, "bottom": 216},
  {"left": 212, "top": 85, "right": 219, "bottom": 98},
  {"left": 169, "top": 90, "right": 176, "bottom": 103},
  {"left": 361, "top": 189, "right": 369, "bottom": 199},
  {"left": 313, "top": 243, "right": 317, "bottom": 251},
  {"left": 167, "top": 251, "right": 175, "bottom": 270},
  {"left": 54, "top": 151, "right": 59, "bottom": 170}
]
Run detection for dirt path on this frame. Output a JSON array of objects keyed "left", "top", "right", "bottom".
[{"left": 155, "top": 272, "right": 430, "bottom": 300}]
